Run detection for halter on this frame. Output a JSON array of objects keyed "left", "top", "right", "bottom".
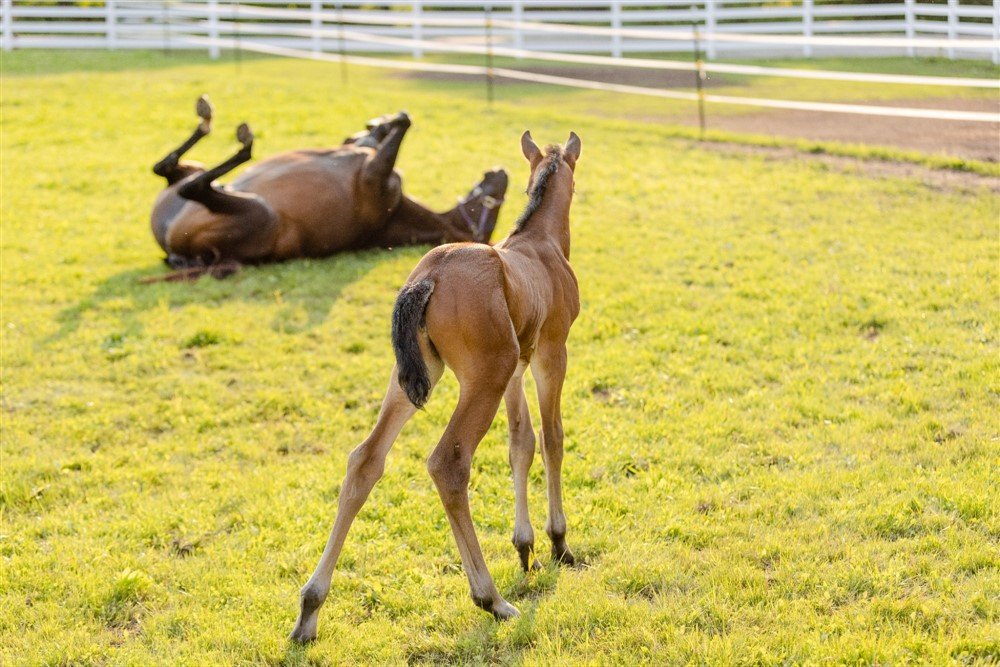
[{"left": 457, "top": 192, "right": 503, "bottom": 240}]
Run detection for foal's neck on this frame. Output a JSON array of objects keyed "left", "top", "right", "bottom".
[{"left": 516, "top": 180, "right": 573, "bottom": 259}]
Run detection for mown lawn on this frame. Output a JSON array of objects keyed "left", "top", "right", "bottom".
[{"left": 2, "top": 51, "right": 998, "bottom": 665}]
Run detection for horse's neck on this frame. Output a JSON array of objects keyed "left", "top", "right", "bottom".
[
  {"left": 515, "top": 185, "right": 573, "bottom": 259},
  {"left": 391, "top": 196, "right": 458, "bottom": 232}
]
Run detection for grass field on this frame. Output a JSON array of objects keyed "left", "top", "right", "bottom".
[{"left": 2, "top": 51, "right": 999, "bottom": 665}]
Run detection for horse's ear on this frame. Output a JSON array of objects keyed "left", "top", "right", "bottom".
[
  {"left": 521, "top": 130, "right": 542, "bottom": 166},
  {"left": 564, "top": 131, "right": 582, "bottom": 170}
]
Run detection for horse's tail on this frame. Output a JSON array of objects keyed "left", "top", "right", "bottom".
[{"left": 391, "top": 279, "right": 436, "bottom": 408}]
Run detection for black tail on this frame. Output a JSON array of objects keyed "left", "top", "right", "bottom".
[{"left": 391, "top": 279, "right": 435, "bottom": 408}]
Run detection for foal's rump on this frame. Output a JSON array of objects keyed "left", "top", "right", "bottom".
[{"left": 392, "top": 243, "right": 519, "bottom": 408}]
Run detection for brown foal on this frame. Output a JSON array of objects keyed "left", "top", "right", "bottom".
[
  {"left": 290, "top": 130, "right": 582, "bottom": 643},
  {"left": 150, "top": 97, "right": 507, "bottom": 272}
]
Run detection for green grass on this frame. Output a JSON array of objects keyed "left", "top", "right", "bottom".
[{"left": 2, "top": 51, "right": 999, "bottom": 665}]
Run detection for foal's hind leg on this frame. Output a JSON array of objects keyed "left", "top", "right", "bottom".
[
  {"left": 291, "top": 360, "right": 443, "bottom": 644},
  {"left": 177, "top": 123, "right": 256, "bottom": 214},
  {"left": 504, "top": 367, "right": 541, "bottom": 571},
  {"left": 153, "top": 95, "right": 213, "bottom": 185},
  {"left": 531, "top": 342, "right": 576, "bottom": 565},
  {"left": 427, "top": 353, "right": 520, "bottom": 619}
]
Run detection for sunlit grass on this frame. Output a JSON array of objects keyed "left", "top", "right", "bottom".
[{"left": 2, "top": 51, "right": 998, "bottom": 664}]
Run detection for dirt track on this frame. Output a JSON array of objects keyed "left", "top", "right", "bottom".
[{"left": 402, "top": 64, "right": 1000, "bottom": 163}]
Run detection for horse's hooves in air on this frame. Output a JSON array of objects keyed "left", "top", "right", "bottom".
[
  {"left": 236, "top": 122, "right": 254, "bottom": 147},
  {"left": 196, "top": 95, "right": 213, "bottom": 132}
]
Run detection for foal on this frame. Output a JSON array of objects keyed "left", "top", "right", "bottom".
[{"left": 290, "top": 131, "right": 582, "bottom": 643}]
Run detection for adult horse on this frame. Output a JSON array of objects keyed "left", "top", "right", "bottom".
[
  {"left": 290, "top": 130, "right": 583, "bottom": 643},
  {"left": 150, "top": 97, "right": 508, "bottom": 273}
]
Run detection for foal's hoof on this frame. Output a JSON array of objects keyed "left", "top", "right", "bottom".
[
  {"left": 236, "top": 122, "right": 254, "bottom": 147},
  {"left": 553, "top": 544, "right": 576, "bottom": 567},
  {"left": 492, "top": 599, "right": 520, "bottom": 621},
  {"left": 196, "top": 94, "right": 213, "bottom": 126},
  {"left": 288, "top": 624, "right": 317, "bottom": 644},
  {"left": 474, "top": 596, "right": 520, "bottom": 620}
]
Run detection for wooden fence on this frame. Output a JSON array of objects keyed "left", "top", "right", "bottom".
[{"left": 2, "top": 1, "right": 998, "bottom": 62}]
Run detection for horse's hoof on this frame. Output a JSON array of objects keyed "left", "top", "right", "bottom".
[
  {"left": 288, "top": 626, "right": 317, "bottom": 644},
  {"left": 196, "top": 96, "right": 213, "bottom": 134},
  {"left": 493, "top": 599, "right": 520, "bottom": 620},
  {"left": 392, "top": 111, "right": 412, "bottom": 129},
  {"left": 236, "top": 122, "right": 254, "bottom": 146},
  {"left": 554, "top": 549, "right": 576, "bottom": 567},
  {"left": 473, "top": 595, "right": 520, "bottom": 620}
]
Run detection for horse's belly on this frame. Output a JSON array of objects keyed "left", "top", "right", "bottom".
[{"left": 150, "top": 187, "right": 190, "bottom": 251}]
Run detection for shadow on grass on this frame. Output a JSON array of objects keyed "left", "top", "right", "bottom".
[{"left": 48, "top": 248, "right": 422, "bottom": 344}]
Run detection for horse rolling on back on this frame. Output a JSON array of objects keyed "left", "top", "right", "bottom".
[
  {"left": 150, "top": 97, "right": 508, "bottom": 272},
  {"left": 290, "top": 130, "right": 582, "bottom": 643}
]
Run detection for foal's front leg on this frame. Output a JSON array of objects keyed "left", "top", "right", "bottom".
[
  {"left": 290, "top": 363, "right": 439, "bottom": 643},
  {"left": 531, "top": 343, "right": 576, "bottom": 565}
]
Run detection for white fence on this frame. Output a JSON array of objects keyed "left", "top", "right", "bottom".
[{"left": 2, "top": 1, "right": 999, "bottom": 63}]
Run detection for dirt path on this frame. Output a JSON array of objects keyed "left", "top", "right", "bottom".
[
  {"left": 695, "top": 141, "right": 1000, "bottom": 193},
  {"left": 402, "top": 64, "right": 1000, "bottom": 162}
]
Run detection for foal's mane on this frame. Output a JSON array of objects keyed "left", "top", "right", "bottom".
[{"left": 513, "top": 144, "right": 564, "bottom": 232}]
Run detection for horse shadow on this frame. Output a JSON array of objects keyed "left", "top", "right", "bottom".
[{"left": 48, "top": 248, "right": 426, "bottom": 345}]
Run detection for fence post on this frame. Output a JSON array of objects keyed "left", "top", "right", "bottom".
[
  {"left": 2, "top": 0, "right": 11, "bottom": 52},
  {"left": 208, "top": 0, "right": 219, "bottom": 59},
  {"left": 946, "top": 0, "right": 957, "bottom": 59},
  {"left": 513, "top": 0, "right": 523, "bottom": 57},
  {"left": 904, "top": 0, "right": 915, "bottom": 57},
  {"left": 705, "top": 0, "right": 716, "bottom": 61},
  {"left": 691, "top": 18, "right": 706, "bottom": 137},
  {"left": 610, "top": 0, "right": 622, "bottom": 58},
  {"left": 311, "top": 0, "right": 322, "bottom": 55},
  {"left": 994, "top": 0, "right": 999, "bottom": 64},
  {"left": 106, "top": 0, "right": 117, "bottom": 50},
  {"left": 162, "top": 0, "right": 171, "bottom": 54},
  {"left": 485, "top": 4, "right": 494, "bottom": 105},
  {"left": 802, "top": 0, "right": 813, "bottom": 57},
  {"left": 413, "top": 0, "right": 423, "bottom": 58}
]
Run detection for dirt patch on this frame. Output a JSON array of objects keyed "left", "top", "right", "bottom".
[
  {"left": 694, "top": 101, "right": 999, "bottom": 163},
  {"left": 405, "top": 63, "right": 724, "bottom": 90},
  {"left": 400, "top": 64, "right": 1000, "bottom": 162},
  {"left": 694, "top": 141, "right": 1000, "bottom": 194}
]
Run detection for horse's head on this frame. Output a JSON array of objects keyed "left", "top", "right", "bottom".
[
  {"left": 457, "top": 167, "right": 509, "bottom": 243},
  {"left": 511, "top": 132, "right": 582, "bottom": 238},
  {"left": 521, "top": 131, "right": 581, "bottom": 189}
]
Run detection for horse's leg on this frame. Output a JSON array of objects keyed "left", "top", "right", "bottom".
[
  {"left": 531, "top": 342, "right": 575, "bottom": 565},
  {"left": 504, "top": 366, "right": 540, "bottom": 571},
  {"left": 360, "top": 113, "right": 410, "bottom": 186},
  {"left": 176, "top": 123, "right": 255, "bottom": 214},
  {"left": 153, "top": 95, "right": 213, "bottom": 185},
  {"left": 290, "top": 361, "right": 443, "bottom": 644},
  {"left": 428, "top": 362, "right": 520, "bottom": 619}
]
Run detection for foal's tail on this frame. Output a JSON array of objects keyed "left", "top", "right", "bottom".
[{"left": 391, "top": 279, "right": 436, "bottom": 408}]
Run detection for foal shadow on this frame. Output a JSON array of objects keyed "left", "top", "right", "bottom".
[{"left": 47, "top": 248, "right": 425, "bottom": 345}]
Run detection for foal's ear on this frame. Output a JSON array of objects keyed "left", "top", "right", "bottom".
[
  {"left": 521, "top": 130, "right": 542, "bottom": 167},
  {"left": 564, "top": 131, "right": 582, "bottom": 170}
]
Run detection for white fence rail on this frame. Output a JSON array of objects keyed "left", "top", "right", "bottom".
[{"left": 2, "top": 1, "right": 999, "bottom": 63}]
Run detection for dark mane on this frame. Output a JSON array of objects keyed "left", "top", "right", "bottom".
[{"left": 513, "top": 145, "right": 564, "bottom": 232}]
